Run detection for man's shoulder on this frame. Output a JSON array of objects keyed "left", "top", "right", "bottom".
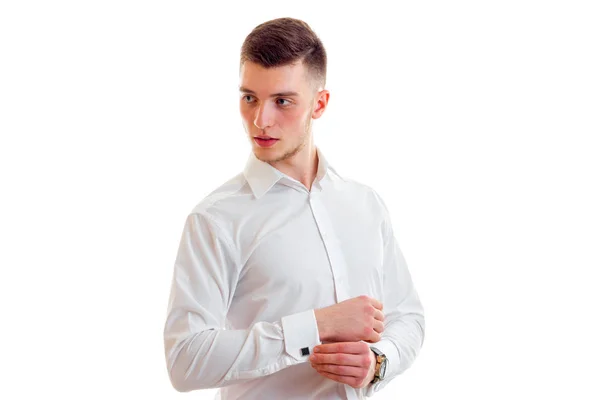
[
  {"left": 188, "top": 172, "right": 252, "bottom": 222},
  {"left": 336, "top": 174, "right": 387, "bottom": 207}
]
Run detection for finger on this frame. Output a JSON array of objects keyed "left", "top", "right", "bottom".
[
  {"left": 364, "top": 329, "right": 381, "bottom": 343},
  {"left": 317, "top": 370, "right": 363, "bottom": 389},
  {"left": 310, "top": 353, "right": 369, "bottom": 368},
  {"left": 314, "top": 342, "right": 369, "bottom": 355},
  {"left": 373, "top": 308, "right": 385, "bottom": 322},
  {"left": 373, "top": 319, "right": 384, "bottom": 334},
  {"left": 369, "top": 297, "right": 383, "bottom": 310},
  {"left": 313, "top": 363, "right": 365, "bottom": 378}
]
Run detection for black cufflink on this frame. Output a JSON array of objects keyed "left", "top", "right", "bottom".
[{"left": 301, "top": 347, "right": 310, "bottom": 356}]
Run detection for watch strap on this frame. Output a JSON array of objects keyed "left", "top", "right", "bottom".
[{"left": 370, "top": 347, "right": 387, "bottom": 384}]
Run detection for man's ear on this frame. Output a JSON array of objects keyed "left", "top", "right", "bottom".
[{"left": 312, "top": 89, "right": 330, "bottom": 119}]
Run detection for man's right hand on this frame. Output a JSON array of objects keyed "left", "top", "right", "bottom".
[{"left": 314, "top": 295, "right": 385, "bottom": 343}]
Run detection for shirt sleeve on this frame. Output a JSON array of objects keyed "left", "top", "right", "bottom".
[
  {"left": 364, "top": 197, "right": 426, "bottom": 397},
  {"left": 163, "top": 212, "right": 321, "bottom": 392}
]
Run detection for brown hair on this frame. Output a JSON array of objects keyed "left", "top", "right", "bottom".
[{"left": 240, "top": 17, "right": 327, "bottom": 88}]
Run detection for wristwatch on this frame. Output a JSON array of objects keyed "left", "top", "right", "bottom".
[{"left": 370, "top": 347, "right": 388, "bottom": 384}]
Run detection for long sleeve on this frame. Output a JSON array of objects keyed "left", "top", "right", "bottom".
[
  {"left": 163, "top": 212, "right": 321, "bottom": 392},
  {"left": 365, "top": 201, "right": 426, "bottom": 397}
]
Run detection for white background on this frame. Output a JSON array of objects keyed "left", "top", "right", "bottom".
[{"left": 1, "top": 1, "right": 599, "bottom": 399}]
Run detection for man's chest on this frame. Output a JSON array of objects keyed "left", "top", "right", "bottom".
[{"left": 229, "top": 195, "right": 385, "bottom": 322}]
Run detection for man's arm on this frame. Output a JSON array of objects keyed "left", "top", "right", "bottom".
[
  {"left": 164, "top": 211, "right": 389, "bottom": 392},
  {"left": 364, "top": 196, "right": 426, "bottom": 397},
  {"left": 164, "top": 212, "right": 321, "bottom": 392},
  {"left": 308, "top": 199, "right": 425, "bottom": 394}
]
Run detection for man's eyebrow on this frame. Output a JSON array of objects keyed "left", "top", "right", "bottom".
[{"left": 239, "top": 86, "right": 299, "bottom": 97}]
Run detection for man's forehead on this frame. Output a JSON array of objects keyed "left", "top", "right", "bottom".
[{"left": 239, "top": 61, "right": 310, "bottom": 95}]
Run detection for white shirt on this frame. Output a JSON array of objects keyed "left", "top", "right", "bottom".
[{"left": 163, "top": 147, "right": 425, "bottom": 399}]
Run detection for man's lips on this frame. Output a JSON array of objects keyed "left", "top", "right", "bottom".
[{"left": 254, "top": 137, "right": 279, "bottom": 148}]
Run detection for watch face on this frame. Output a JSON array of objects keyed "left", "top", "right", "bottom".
[{"left": 380, "top": 359, "right": 387, "bottom": 378}]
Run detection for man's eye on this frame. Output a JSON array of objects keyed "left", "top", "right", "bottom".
[
  {"left": 276, "top": 98, "right": 291, "bottom": 106},
  {"left": 243, "top": 95, "right": 254, "bottom": 103}
]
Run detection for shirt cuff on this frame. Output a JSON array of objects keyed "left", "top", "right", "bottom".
[
  {"left": 365, "top": 338, "right": 400, "bottom": 397},
  {"left": 281, "top": 309, "right": 322, "bottom": 361}
]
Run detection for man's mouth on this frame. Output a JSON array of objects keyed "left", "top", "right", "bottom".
[{"left": 254, "top": 137, "right": 279, "bottom": 148}]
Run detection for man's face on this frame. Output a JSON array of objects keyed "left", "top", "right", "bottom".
[{"left": 239, "top": 61, "right": 324, "bottom": 164}]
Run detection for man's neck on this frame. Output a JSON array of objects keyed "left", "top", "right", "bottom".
[{"left": 269, "top": 144, "right": 319, "bottom": 191}]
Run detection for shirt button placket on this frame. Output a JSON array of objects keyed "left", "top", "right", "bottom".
[{"left": 309, "top": 192, "right": 349, "bottom": 302}]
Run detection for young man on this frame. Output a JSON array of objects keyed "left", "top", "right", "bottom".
[{"left": 163, "top": 17, "right": 425, "bottom": 399}]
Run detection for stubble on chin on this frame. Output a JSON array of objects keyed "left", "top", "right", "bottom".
[{"left": 266, "top": 139, "right": 307, "bottom": 164}]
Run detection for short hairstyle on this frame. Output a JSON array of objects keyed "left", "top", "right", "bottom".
[{"left": 240, "top": 17, "right": 327, "bottom": 89}]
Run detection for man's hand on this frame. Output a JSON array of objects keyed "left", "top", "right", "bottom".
[
  {"left": 314, "top": 295, "right": 384, "bottom": 343},
  {"left": 309, "top": 342, "right": 376, "bottom": 389}
]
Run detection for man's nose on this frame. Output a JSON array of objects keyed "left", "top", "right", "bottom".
[{"left": 254, "top": 103, "right": 273, "bottom": 129}]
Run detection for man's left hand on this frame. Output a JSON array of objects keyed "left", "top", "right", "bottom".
[{"left": 309, "top": 341, "right": 376, "bottom": 389}]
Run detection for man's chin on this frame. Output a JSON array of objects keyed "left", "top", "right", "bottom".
[
  {"left": 252, "top": 148, "right": 277, "bottom": 163},
  {"left": 254, "top": 149, "right": 292, "bottom": 165}
]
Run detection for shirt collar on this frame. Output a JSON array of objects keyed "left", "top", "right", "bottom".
[{"left": 243, "top": 146, "right": 335, "bottom": 199}]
